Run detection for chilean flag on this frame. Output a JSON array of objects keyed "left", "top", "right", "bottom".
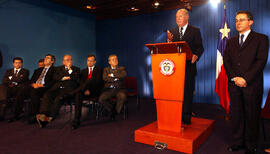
[{"left": 215, "top": 7, "right": 230, "bottom": 114}]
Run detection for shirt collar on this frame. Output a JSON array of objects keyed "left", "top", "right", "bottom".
[
  {"left": 179, "top": 24, "right": 188, "bottom": 34},
  {"left": 111, "top": 66, "right": 117, "bottom": 70},
  {"left": 65, "top": 66, "right": 71, "bottom": 70},
  {"left": 88, "top": 66, "right": 95, "bottom": 73},
  {"left": 14, "top": 68, "right": 21, "bottom": 72},
  {"left": 88, "top": 66, "right": 95, "bottom": 69},
  {"left": 44, "top": 65, "right": 51, "bottom": 69},
  {"left": 239, "top": 29, "right": 251, "bottom": 42}
]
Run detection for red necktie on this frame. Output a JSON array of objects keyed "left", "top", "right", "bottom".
[{"left": 88, "top": 67, "right": 93, "bottom": 79}]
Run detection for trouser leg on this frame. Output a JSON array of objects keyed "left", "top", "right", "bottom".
[
  {"left": 14, "top": 86, "right": 28, "bottom": 117},
  {"left": 73, "top": 92, "right": 82, "bottom": 123},
  {"left": 99, "top": 89, "right": 114, "bottom": 112},
  {"left": 40, "top": 89, "right": 58, "bottom": 116},
  {"left": 229, "top": 92, "right": 245, "bottom": 145},
  {"left": 182, "top": 64, "right": 195, "bottom": 122},
  {"left": 50, "top": 89, "right": 66, "bottom": 118},
  {"left": 243, "top": 93, "right": 262, "bottom": 149},
  {"left": 29, "top": 88, "right": 44, "bottom": 117},
  {"left": 115, "top": 90, "right": 127, "bottom": 114}
]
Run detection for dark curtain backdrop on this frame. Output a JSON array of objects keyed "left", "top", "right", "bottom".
[
  {"left": 0, "top": 0, "right": 96, "bottom": 78},
  {"left": 96, "top": 0, "right": 270, "bottom": 105}
]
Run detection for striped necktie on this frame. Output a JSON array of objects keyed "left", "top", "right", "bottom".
[
  {"left": 179, "top": 27, "right": 183, "bottom": 40},
  {"left": 36, "top": 68, "right": 47, "bottom": 84}
]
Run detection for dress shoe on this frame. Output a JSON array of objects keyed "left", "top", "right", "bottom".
[
  {"left": 36, "top": 114, "right": 52, "bottom": 128},
  {"left": 37, "top": 119, "right": 48, "bottom": 128},
  {"left": 182, "top": 120, "right": 191, "bottom": 125},
  {"left": 227, "top": 144, "right": 245, "bottom": 152},
  {"left": 8, "top": 116, "right": 20, "bottom": 123},
  {"left": 71, "top": 121, "right": 80, "bottom": 130},
  {"left": 0, "top": 116, "right": 4, "bottom": 121},
  {"left": 28, "top": 117, "right": 37, "bottom": 124},
  {"left": 182, "top": 118, "right": 191, "bottom": 125},
  {"left": 110, "top": 112, "right": 116, "bottom": 121},
  {"left": 72, "top": 124, "right": 79, "bottom": 130},
  {"left": 182, "top": 115, "right": 191, "bottom": 125},
  {"left": 245, "top": 148, "right": 256, "bottom": 154}
]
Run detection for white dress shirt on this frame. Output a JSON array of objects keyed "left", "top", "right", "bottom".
[{"left": 239, "top": 29, "right": 251, "bottom": 44}]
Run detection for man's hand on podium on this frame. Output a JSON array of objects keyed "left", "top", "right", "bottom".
[{"left": 167, "top": 30, "right": 173, "bottom": 43}]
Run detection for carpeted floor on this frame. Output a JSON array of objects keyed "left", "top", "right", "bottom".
[{"left": 0, "top": 98, "right": 269, "bottom": 154}]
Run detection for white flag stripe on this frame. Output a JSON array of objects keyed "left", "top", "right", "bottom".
[{"left": 216, "top": 49, "right": 223, "bottom": 79}]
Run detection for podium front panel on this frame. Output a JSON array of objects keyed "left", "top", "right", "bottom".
[{"left": 151, "top": 53, "right": 186, "bottom": 101}]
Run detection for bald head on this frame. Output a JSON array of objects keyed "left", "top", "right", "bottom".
[
  {"left": 62, "top": 54, "right": 73, "bottom": 68},
  {"left": 176, "top": 9, "right": 189, "bottom": 27}
]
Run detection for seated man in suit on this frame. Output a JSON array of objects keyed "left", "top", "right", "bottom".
[
  {"left": 99, "top": 54, "right": 127, "bottom": 120},
  {"left": 28, "top": 54, "right": 56, "bottom": 124},
  {"left": 38, "top": 58, "right": 45, "bottom": 68},
  {"left": 72, "top": 54, "right": 103, "bottom": 129},
  {"left": 0, "top": 57, "right": 29, "bottom": 122},
  {"left": 36, "top": 54, "right": 80, "bottom": 128},
  {"left": 0, "top": 49, "right": 2, "bottom": 68}
]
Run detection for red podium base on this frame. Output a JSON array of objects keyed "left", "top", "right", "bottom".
[{"left": 134, "top": 117, "right": 214, "bottom": 154}]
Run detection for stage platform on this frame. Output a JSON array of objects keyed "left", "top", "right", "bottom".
[{"left": 135, "top": 117, "right": 215, "bottom": 154}]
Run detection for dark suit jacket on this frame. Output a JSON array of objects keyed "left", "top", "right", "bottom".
[
  {"left": 30, "top": 66, "right": 56, "bottom": 89},
  {"left": 0, "top": 50, "right": 2, "bottom": 67},
  {"left": 170, "top": 25, "right": 204, "bottom": 75},
  {"left": 2, "top": 68, "right": 29, "bottom": 87},
  {"left": 51, "top": 65, "right": 80, "bottom": 90},
  {"left": 79, "top": 66, "right": 103, "bottom": 97},
  {"left": 224, "top": 31, "right": 269, "bottom": 94},
  {"left": 103, "top": 66, "right": 126, "bottom": 89}
]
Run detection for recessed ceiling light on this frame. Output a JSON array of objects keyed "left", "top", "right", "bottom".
[
  {"left": 152, "top": 1, "right": 163, "bottom": 9},
  {"left": 85, "top": 5, "right": 96, "bottom": 10},
  {"left": 128, "top": 6, "right": 140, "bottom": 12},
  {"left": 154, "top": 1, "right": 160, "bottom": 7}
]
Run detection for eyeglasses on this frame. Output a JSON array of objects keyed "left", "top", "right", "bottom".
[
  {"left": 64, "top": 59, "right": 72, "bottom": 62},
  {"left": 235, "top": 19, "right": 249, "bottom": 23}
]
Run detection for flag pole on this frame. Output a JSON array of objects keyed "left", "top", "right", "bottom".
[
  {"left": 224, "top": 0, "right": 230, "bottom": 121},
  {"left": 215, "top": 0, "right": 231, "bottom": 121}
]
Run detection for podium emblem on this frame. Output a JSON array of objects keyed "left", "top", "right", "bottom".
[{"left": 159, "top": 59, "right": 175, "bottom": 76}]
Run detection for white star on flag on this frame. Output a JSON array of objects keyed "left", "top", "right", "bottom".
[{"left": 219, "top": 23, "right": 230, "bottom": 39}]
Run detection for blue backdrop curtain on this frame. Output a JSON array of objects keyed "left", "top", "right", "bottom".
[
  {"left": 96, "top": 0, "right": 270, "bottom": 105},
  {"left": 0, "top": 0, "right": 96, "bottom": 78}
]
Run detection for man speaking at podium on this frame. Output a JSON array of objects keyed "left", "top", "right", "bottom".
[{"left": 167, "top": 9, "right": 204, "bottom": 125}]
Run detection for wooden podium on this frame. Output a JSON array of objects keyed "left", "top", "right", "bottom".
[{"left": 134, "top": 42, "right": 214, "bottom": 154}]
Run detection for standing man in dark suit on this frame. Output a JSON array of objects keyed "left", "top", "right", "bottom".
[
  {"left": 36, "top": 54, "right": 80, "bottom": 128},
  {"left": 0, "top": 57, "right": 29, "bottom": 121},
  {"left": 224, "top": 11, "right": 269, "bottom": 153},
  {"left": 99, "top": 54, "right": 127, "bottom": 120},
  {"left": 167, "top": 9, "right": 204, "bottom": 125},
  {"left": 72, "top": 54, "right": 103, "bottom": 129},
  {"left": 28, "top": 54, "right": 56, "bottom": 124}
]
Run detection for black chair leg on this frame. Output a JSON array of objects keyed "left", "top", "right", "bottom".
[
  {"left": 70, "top": 102, "right": 72, "bottom": 113},
  {"left": 91, "top": 101, "right": 95, "bottom": 112},
  {"left": 87, "top": 102, "right": 92, "bottom": 114},
  {"left": 136, "top": 96, "right": 140, "bottom": 111},
  {"left": 261, "top": 118, "right": 267, "bottom": 141},
  {"left": 123, "top": 103, "right": 128, "bottom": 120},
  {"left": 95, "top": 103, "right": 102, "bottom": 120}
]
